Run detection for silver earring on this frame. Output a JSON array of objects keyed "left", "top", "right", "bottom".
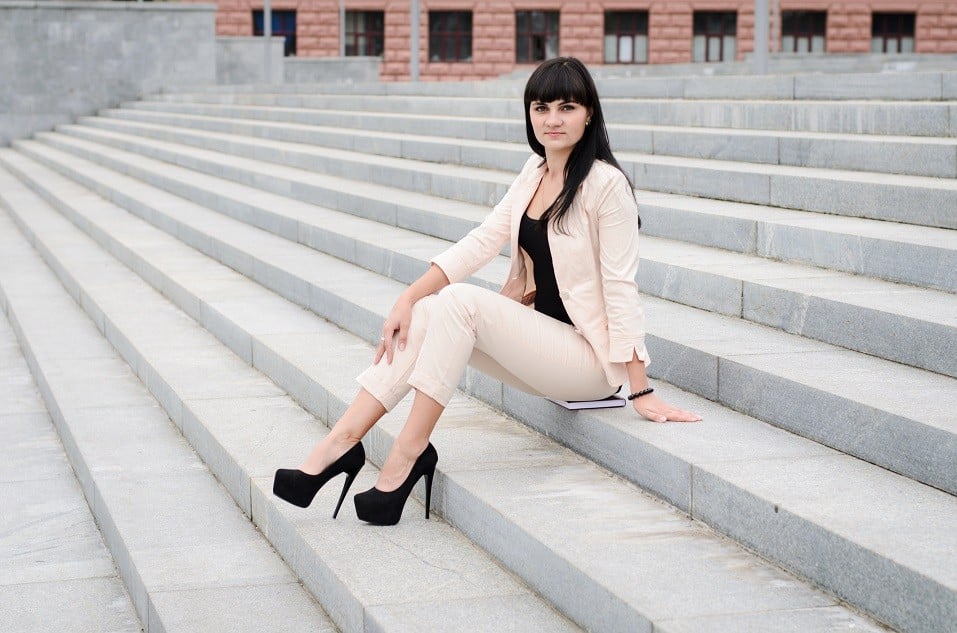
[{"left": 586, "top": 118, "right": 591, "bottom": 126}]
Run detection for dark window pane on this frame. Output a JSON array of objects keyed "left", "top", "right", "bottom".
[
  {"left": 429, "top": 11, "right": 472, "bottom": 61},
  {"left": 252, "top": 10, "right": 296, "bottom": 56},
  {"left": 516, "top": 10, "right": 559, "bottom": 62}
]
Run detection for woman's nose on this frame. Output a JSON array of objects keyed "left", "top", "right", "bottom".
[{"left": 545, "top": 109, "right": 562, "bottom": 125}]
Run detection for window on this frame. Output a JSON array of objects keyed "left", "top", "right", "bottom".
[
  {"left": 252, "top": 10, "right": 297, "bottom": 57},
  {"left": 429, "top": 11, "right": 472, "bottom": 62},
  {"left": 516, "top": 11, "right": 559, "bottom": 63},
  {"left": 872, "top": 13, "right": 915, "bottom": 53},
  {"left": 693, "top": 12, "right": 736, "bottom": 62},
  {"left": 782, "top": 11, "right": 826, "bottom": 53},
  {"left": 604, "top": 11, "right": 649, "bottom": 63},
  {"left": 345, "top": 11, "right": 384, "bottom": 57}
]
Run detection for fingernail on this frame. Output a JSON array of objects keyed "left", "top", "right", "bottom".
[{"left": 399, "top": 343, "right": 405, "bottom": 351}]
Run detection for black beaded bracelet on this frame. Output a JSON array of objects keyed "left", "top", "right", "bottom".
[{"left": 627, "top": 387, "right": 654, "bottom": 401}]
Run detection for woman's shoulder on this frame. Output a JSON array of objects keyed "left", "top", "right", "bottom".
[
  {"left": 587, "top": 159, "right": 627, "bottom": 184},
  {"left": 582, "top": 159, "right": 631, "bottom": 198}
]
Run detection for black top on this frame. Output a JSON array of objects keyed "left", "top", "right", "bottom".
[{"left": 518, "top": 212, "right": 573, "bottom": 325}]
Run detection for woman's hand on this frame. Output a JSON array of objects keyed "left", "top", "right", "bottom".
[
  {"left": 374, "top": 296, "right": 414, "bottom": 365},
  {"left": 632, "top": 393, "right": 702, "bottom": 423}
]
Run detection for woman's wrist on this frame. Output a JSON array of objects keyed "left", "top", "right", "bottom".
[{"left": 627, "top": 387, "right": 654, "bottom": 401}]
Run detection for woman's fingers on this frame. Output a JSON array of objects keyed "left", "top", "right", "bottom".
[
  {"left": 633, "top": 396, "right": 702, "bottom": 423},
  {"left": 376, "top": 325, "right": 396, "bottom": 365},
  {"left": 396, "top": 315, "right": 411, "bottom": 353},
  {"left": 667, "top": 408, "right": 703, "bottom": 422}
]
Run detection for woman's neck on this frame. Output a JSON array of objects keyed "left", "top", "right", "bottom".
[{"left": 543, "top": 148, "right": 571, "bottom": 180}]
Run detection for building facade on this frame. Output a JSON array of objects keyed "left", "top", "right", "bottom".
[{"left": 206, "top": 1, "right": 957, "bottom": 81}]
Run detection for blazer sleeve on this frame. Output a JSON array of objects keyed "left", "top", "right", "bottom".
[
  {"left": 595, "top": 171, "right": 651, "bottom": 366},
  {"left": 430, "top": 155, "right": 539, "bottom": 284}
]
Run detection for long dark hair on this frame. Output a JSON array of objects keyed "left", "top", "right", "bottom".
[{"left": 523, "top": 57, "right": 639, "bottom": 232}]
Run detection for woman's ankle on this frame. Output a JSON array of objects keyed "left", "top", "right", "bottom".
[
  {"left": 299, "top": 434, "right": 360, "bottom": 474},
  {"left": 376, "top": 438, "right": 429, "bottom": 491}
]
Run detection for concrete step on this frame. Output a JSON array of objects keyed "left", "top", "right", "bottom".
[
  {"left": 0, "top": 158, "right": 892, "bottom": 633},
  {"left": 55, "top": 118, "right": 957, "bottom": 230},
  {"left": 0, "top": 211, "right": 337, "bottom": 633},
  {"left": 166, "top": 70, "right": 957, "bottom": 101},
  {"left": 112, "top": 101, "right": 957, "bottom": 179},
  {"left": 0, "top": 313, "right": 142, "bottom": 633},
  {"left": 43, "top": 119, "right": 957, "bottom": 296},
  {"left": 635, "top": 192, "right": 957, "bottom": 294},
  {"left": 17, "top": 135, "right": 957, "bottom": 383},
  {"left": 12, "top": 136, "right": 956, "bottom": 498},
  {"left": 7, "top": 147, "right": 954, "bottom": 632},
  {"left": 0, "top": 166, "right": 583, "bottom": 633},
  {"left": 153, "top": 91, "right": 957, "bottom": 137}
]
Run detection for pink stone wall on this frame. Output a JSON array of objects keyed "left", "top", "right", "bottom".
[{"left": 195, "top": 0, "right": 957, "bottom": 79}]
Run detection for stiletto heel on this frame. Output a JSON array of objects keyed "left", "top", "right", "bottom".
[
  {"left": 423, "top": 470, "right": 434, "bottom": 520},
  {"left": 273, "top": 442, "right": 365, "bottom": 516},
  {"left": 332, "top": 469, "right": 359, "bottom": 519},
  {"left": 353, "top": 443, "right": 438, "bottom": 526}
]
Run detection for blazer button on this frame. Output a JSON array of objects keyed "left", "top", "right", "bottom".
[{"left": 559, "top": 290, "right": 570, "bottom": 300}]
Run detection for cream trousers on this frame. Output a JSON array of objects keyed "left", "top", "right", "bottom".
[{"left": 357, "top": 283, "right": 618, "bottom": 411}]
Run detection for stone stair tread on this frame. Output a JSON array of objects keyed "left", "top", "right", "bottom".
[
  {"left": 73, "top": 114, "right": 957, "bottom": 193},
  {"left": 3, "top": 146, "right": 955, "bottom": 633},
  {"left": 33, "top": 128, "right": 957, "bottom": 298},
  {"left": 41, "top": 127, "right": 487, "bottom": 219},
  {"left": 118, "top": 101, "right": 957, "bottom": 146},
  {"left": 102, "top": 108, "right": 525, "bottom": 153},
  {"left": 157, "top": 69, "right": 957, "bottom": 101},
  {"left": 152, "top": 91, "right": 957, "bottom": 137},
  {"left": 95, "top": 106, "right": 957, "bottom": 181},
  {"left": 639, "top": 238, "right": 957, "bottom": 324},
  {"left": 154, "top": 90, "right": 955, "bottom": 109},
  {"left": 36, "top": 122, "right": 957, "bottom": 264},
  {"left": 0, "top": 211, "right": 337, "bottom": 633},
  {"left": 0, "top": 168, "right": 583, "bottom": 633},
  {"left": 638, "top": 191, "right": 957, "bottom": 249},
  {"left": 16, "top": 133, "right": 957, "bottom": 383},
  {"left": 0, "top": 315, "right": 142, "bottom": 633},
  {"left": 0, "top": 161, "right": 892, "bottom": 633},
  {"left": 52, "top": 115, "right": 957, "bottom": 231}
]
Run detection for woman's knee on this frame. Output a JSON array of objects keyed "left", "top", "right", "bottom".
[{"left": 437, "top": 282, "right": 485, "bottom": 311}]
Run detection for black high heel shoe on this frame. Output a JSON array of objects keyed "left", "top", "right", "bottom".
[
  {"left": 273, "top": 442, "right": 365, "bottom": 517},
  {"left": 353, "top": 443, "right": 438, "bottom": 526}
]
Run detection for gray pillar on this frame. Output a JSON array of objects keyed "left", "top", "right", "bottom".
[
  {"left": 339, "top": 0, "right": 345, "bottom": 57},
  {"left": 263, "top": 0, "right": 272, "bottom": 83},
  {"left": 753, "top": 0, "right": 769, "bottom": 74},
  {"left": 410, "top": 0, "right": 420, "bottom": 82}
]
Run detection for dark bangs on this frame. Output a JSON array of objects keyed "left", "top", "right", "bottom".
[{"left": 523, "top": 59, "right": 594, "bottom": 111}]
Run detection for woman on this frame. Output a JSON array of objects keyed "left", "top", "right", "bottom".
[{"left": 273, "top": 57, "right": 702, "bottom": 526}]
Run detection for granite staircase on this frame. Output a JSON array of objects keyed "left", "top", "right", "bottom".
[{"left": 1, "top": 71, "right": 955, "bottom": 633}]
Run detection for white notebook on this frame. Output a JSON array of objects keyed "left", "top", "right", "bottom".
[{"left": 546, "top": 395, "right": 627, "bottom": 410}]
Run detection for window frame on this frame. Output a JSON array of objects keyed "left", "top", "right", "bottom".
[
  {"left": 252, "top": 9, "right": 297, "bottom": 57},
  {"left": 603, "top": 11, "right": 649, "bottom": 64},
  {"left": 871, "top": 12, "right": 916, "bottom": 54},
  {"left": 692, "top": 11, "right": 737, "bottom": 63},
  {"left": 345, "top": 10, "right": 385, "bottom": 57},
  {"left": 781, "top": 10, "right": 826, "bottom": 54},
  {"left": 515, "top": 10, "right": 560, "bottom": 63},
  {"left": 428, "top": 11, "right": 473, "bottom": 62}
]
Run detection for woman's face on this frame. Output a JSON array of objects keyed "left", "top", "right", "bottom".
[{"left": 529, "top": 99, "right": 590, "bottom": 154}]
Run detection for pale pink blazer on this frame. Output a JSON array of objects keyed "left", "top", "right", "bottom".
[{"left": 431, "top": 154, "right": 650, "bottom": 388}]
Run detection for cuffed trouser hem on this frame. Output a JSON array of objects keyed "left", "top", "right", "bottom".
[
  {"left": 354, "top": 284, "right": 615, "bottom": 413},
  {"left": 355, "top": 371, "right": 405, "bottom": 413}
]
